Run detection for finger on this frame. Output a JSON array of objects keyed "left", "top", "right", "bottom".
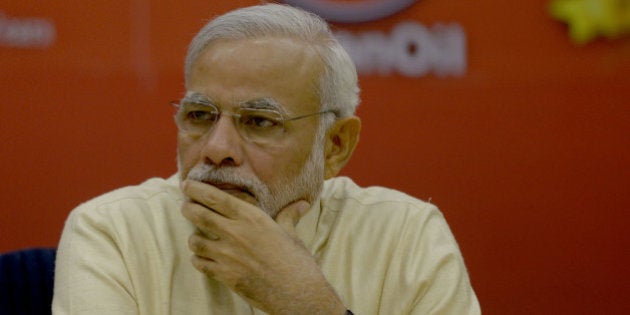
[
  {"left": 188, "top": 235, "right": 238, "bottom": 281},
  {"left": 181, "top": 200, "right": 225, "bottom": 236},
  {"left": 190, "top": 253, "right": 219, "bottom": 278},
  {"left": 275, "top": 200, "right": 310, "bottom": 238},
  {"left": 196, "top": 228, "right": 220, "bottom": 241},
  {"left": 182, "top": 180, "right": 252, "bottom": 219},
  {"left": 189, "top": 254, "right": 235, "bottom": 285},
  {"left": 188, "top": 232, "right": 218, "bottom": 259}
]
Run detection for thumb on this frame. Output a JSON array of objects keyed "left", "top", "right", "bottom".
[{"left": 275, "top": 200, "right": 311, "bottom": 237}]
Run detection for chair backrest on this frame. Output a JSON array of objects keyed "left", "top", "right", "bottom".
[{"left": 0, "top": 248, "right": 57, "bottom": 315}]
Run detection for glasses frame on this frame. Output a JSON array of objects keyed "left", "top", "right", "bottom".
[{"left": 170, "top": 100, "right": 336, "bottom": 143}]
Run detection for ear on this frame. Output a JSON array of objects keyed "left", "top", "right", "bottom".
[{"left": 324, "top": 116, "right": 361, "bottom": 179}]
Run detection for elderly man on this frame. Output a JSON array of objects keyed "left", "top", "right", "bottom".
[{"left": 53, "top": 4, "right": 480, "bottom": 315}]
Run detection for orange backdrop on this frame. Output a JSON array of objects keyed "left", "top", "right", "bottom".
[{"left": 1, "top": 1, "right": 629, "bottom": 314}]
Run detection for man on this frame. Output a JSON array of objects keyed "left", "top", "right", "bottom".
[{"left": 53, "top": 4, "right": 480, "bottom": 314}]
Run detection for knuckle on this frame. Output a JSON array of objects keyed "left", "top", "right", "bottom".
[
  {"left": 199, "top": 216, "right": 218, "bottom": 233},
  {"left": 200, "top": 190, "right": 219, "bottom": 207},
  {"left": 191, "top": 255, "right": 215, "bottom": 278},
  {"left": 185, "top": 203, "right": 220, "bottom": 233},
  {"left": 188, "top": 233, "right": 207, "bottom": 253},
  {"left": 182, "top": 202, "right": 205, "bottom": 222},
  {"left": 199, "top": 186, "right": 229, "bottom": 209},
  {"left": 180, "top": 202, "right": 194, "bottom": 219}
]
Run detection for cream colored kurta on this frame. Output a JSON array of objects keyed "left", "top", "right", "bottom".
[{"left": 53, "top": 176, "right": 480, "bottom": 314}]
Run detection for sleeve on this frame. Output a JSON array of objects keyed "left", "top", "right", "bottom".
[
  {"left": 407, "top": 207, "right": 481, "bottom": 315},
  {"left": 52, "top": 205, "right": 138, "bottom": 315},
  {"left": 379, "top": 204, "right": 481, "bottom": 314}
]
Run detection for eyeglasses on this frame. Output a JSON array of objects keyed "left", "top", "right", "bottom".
[{"left": 171, "top": 100, "right": 335, "bottom": 145}]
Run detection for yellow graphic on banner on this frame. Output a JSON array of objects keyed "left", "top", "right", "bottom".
[{"left": 550, "top": 0, "right": 630, "bottom": 44}]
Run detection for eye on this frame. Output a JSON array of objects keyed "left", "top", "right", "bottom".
[
  {"left": 178, "top": 101, "right": 219, "bottom": 125},
  {"left": 240, "top": 111, "right": 282, "bottom": 130},
  {"left": 186, "top": 110, "right": 216, "bottom": 123}
]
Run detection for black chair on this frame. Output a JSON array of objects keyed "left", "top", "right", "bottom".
[{"left": 0, "top": 248, "right": 56, "bottom": 315}]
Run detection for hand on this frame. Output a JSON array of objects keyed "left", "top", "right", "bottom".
[{"left": 180, "top": 180, "right": 346, "bottom": 315}]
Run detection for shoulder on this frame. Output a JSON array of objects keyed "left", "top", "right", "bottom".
[
  {"left": 321, "top": 176, "right": 439, "bottom": 219},
  {"left": 66, "top": 175, "right": 184, "bottom": 229},
  {"left": 73, "top": 175, "right": 182, "bottom": 212},
  {"left": 60, "top": 174, "right": 190, "bottom": 254},
  {"left": 317, "top": 178, "right": 478, "bottom": 310},
  {"left": 319, "top": 177, "right": 459, "bottom": 254}
]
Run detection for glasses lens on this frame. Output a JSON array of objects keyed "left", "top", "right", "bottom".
[
  {"left": 238, "top": 109, "right": 285, "bottom": 143},
  {"left": 176, "top": 102, "right": 219, "bottom": 135}
]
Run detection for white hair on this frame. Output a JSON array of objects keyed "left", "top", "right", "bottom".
[{"left": 184, "top": 3, "right": 360, "bottom": 122}]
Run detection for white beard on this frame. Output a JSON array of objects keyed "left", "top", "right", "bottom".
[{"left": 179, "top": 131, "right": 326, "bottom": 218}]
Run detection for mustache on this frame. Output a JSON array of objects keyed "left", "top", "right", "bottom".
[{"left": 185, "top": 164, "right": 260, "bottom": 196}]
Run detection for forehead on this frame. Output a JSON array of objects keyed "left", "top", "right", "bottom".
[{"left": 187, "top": 37, "right": 323, "bottom": 114}]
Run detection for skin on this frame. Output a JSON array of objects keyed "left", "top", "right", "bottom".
[{"left": 178, "top": 37, "right": 361, "bottom": 314}]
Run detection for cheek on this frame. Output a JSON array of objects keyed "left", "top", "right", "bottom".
[
  {"left": 252, "top": 142, "right": 311, "bottom": 184},
  {"left": 177, "top": 134, "right": 201, "bottom": 176},
  {"left": 247, "top": 150, "right": 282, "bottom": 183}
]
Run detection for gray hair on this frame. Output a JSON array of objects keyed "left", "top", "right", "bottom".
[{"left": 184, "top": 3, "right": 360, "bottom": 120}]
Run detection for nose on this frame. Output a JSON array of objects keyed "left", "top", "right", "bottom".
[{"left": 200, "top": 115, "right": 244, "bottom": 167}]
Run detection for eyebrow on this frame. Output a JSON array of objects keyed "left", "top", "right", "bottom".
[
  {"left": 183, "top": 92, "right": 283, "bottom": 112},
  {"left": 183, "top": 91, "right": 214, "bottom": 105},
  {"left": 240, "top": 98, "right": 283, "bottom": 112}
]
